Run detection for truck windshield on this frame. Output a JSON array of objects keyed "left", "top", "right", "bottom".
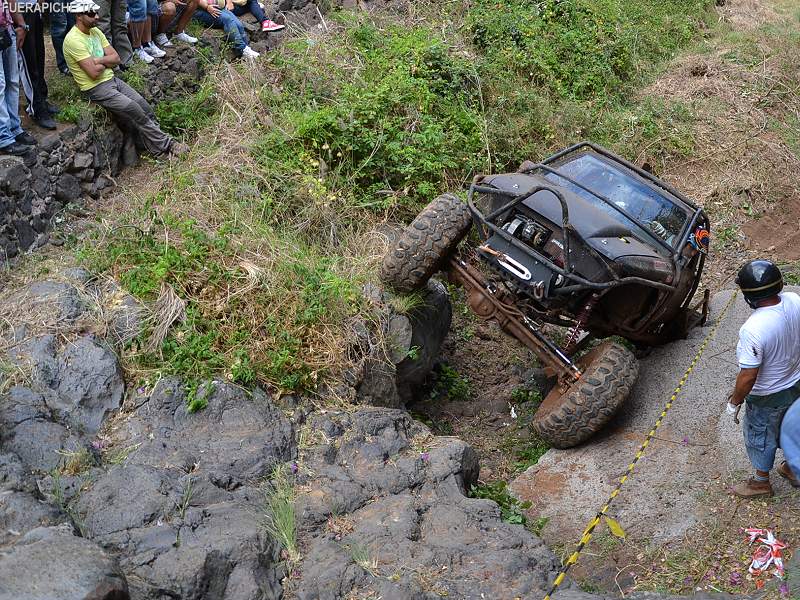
[{"left": 545, "top": 153, "right": 688, "bottom": 247}]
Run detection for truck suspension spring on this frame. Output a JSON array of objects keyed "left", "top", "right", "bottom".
[{"left": 563, "top": 293, "right": 598, "bottom": 355}]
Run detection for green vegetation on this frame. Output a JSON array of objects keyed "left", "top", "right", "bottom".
[
  {"left": 48, "top": 74, "right": 105, "bottom": 125},
  {"left": 469, "top": 480, "right": 532, "bottom": 526},
  {"left": 430, "top": 364, "right": 471, "bottom": 402},
  {"left": 347, "top": 541, "right": 379, "bottom": 575},
  {"left": 262, "top": 465, "right": 300, "bottom": 563},
  {"left": 119, "top": 59, "right": 150, "bottom": 94},
  {"left": 513, "top": 439, "right": 551, "bottom": 472},
  {"left": 154, "top": 79, "right": 217, "bottom": 139},
  {"left": 85, "top": 0, "right": 716, "bottom": 398}
]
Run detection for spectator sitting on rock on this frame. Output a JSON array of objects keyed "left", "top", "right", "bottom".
[
  {"left": 193, "top": 0, "right": 258, "bottom": 59},
  {"left": 0, "top": 0, "right": 37, "bottom": 155},
  {"left": 127, "top": 0, "right": 166, "bottom": 63},
  {"left": 227, "top": 0, "right": 283, "bottom": 34},
  {"left": 63, "top": 0, "right": 188, "bottom": 158},
  {"left": 154, "top": 0, "right": 199, "bottom": 47}
]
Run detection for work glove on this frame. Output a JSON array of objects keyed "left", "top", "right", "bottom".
[{"left": 726, "top": 397, "right": 742, "bottom": 425}]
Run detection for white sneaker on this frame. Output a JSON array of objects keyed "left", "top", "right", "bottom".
[
  {"left": 155, "top": 33, "right": 173, "bottom": 47},
  {"left": 174, "top": 31, "right": 198, "bottom": 44},
  {"left": 241, "top": 46, "right": 260, "bottom": 59},
  {"left": 134, "top": 47, "right": 154, "bottom": 63},
  {"left": 145, "top": 42, "right": 166, "bottom": 58}
]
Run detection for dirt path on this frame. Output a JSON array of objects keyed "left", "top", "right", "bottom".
[{"left": 513, "top": 290, "right": 800, "bottom": 595}]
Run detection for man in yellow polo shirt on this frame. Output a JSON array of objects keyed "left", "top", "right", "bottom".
[{"left": 63, "top": 0, "right": 187, "bottom": 158}]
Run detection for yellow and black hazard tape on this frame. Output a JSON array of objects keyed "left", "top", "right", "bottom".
[{"left": 542, "top": 290, "right": 738, "bottom": 600}]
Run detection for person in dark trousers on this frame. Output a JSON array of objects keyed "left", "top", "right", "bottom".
[
  {"left": 17, "top": 0, "right": 57, "bottom": 129},
  {"left": 51, "top": 6, "right": 75, "bottom": 75},
  {"left": 95, "top": 0, "right": 132, "bottom": 65},
  {"left": 63, "top": 0, "right": 188, "bottom": 158},
  {"left": 0, "top": 0, "right": 37, "bottom": 155},
  {"left": 728, "top": 259, "right": 800, "bottom": 497}
]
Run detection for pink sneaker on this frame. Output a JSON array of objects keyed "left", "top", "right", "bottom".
[{"left": 261, "top": 19, "right": 285, "bottom": 32}]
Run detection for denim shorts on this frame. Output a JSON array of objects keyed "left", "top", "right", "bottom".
[
  {"left": 744, "top": 401, "right": 791, "bottom": 472},
  {"left": 128, "top": 0, "right": 159, "bottom": 21}
]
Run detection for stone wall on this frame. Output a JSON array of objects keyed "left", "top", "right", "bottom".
[{"left": 0, "top": 40, "right": 212, "bottom": 263}]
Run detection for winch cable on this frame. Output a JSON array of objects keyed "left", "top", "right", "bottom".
[{"left": 542, "top": 290, "right": 738, "bottom": 600}]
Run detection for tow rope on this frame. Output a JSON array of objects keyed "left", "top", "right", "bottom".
[{"left": 542, "top": 290, "right": 738, "bottom": 600}]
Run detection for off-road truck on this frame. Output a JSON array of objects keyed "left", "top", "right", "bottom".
[{"left": 381, "top": 142, "right": 710, "bottom": 448}]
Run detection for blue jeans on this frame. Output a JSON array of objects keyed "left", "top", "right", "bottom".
[
  {"left": 50, "top": 9, "right": 75, "bottom": 73},
  {"left": 0, "top": 30, "right": 23, "bottom": 148},
  {"left": 744, "top": 401, "right": 792, "bottom": 472},
  {"left": 232, "top": 0, "right": 265, "bottom": 23},
  {"left": 781, "top": 400, "right": 800, "bottom": 478},
  {"left": 193, "top": 8, "right": 247, "bottom": 54}
]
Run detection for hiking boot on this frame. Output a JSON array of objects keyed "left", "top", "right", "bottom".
[
  {"left": 33, "top": 114, "right": 57, "bottom": 130},
  {"left": 778, "top": 461, "right": 800, "bottom": 488},
  {"left": 731, "top": 478, "right": 773, "bottom": 499},
  {"left": 0, "top": 141, "right": 32, "bottom": 156},
  {"left": 15, "top": 131, "right": 37, "bottom": 146},
  {"left": 261, "top": 19, "right": 285, "bottom": 32}
]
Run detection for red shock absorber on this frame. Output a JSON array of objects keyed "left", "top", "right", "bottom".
[{"left": 563, "top": 293, "right": 599, "bottom": 355}]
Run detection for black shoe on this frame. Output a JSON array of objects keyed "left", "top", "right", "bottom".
[
  {"left": 47, "top": 102, "right": 60, "bottom": 115},
  {"left": 33, "top": 115, "right": 57, "bottom": 130},
  {"left": 0, "top": 142, "right": 33, "bottom": 156},
  {"left": 14, "top": 131, "right": 37, "bottom": 146},
  {"left": 59, "top": 65, "right": 70, "bottom": 75}
]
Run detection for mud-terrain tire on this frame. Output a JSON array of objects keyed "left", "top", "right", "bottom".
[
  {"left": 381, "top": 194, "right": 472, "bottom": 293},
  {"left": 532, "top": 341, "right": 638, "bottom": 449}
]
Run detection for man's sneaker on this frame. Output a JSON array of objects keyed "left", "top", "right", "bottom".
[
  {"left": 145, "top": 42, "right": 166, "bottom": 58},
  {"left": 134, "top": 47, "right": 154, "bottom": 63},
  {"left": 174, "top": 31, "right": 198, "bottom": 44},
  {"left": 242, "top": 46, "right": 260, "bottom": 59},
  {"left": 14, "top": 131, "right": 37, "bottom": 146},
  {"left": 0, "top": 141, "right": 32, "bottom": 156},
  {"left": 261, "top": 19, "right": 285, "bottom": 32},
  {"left": 155, "top": 33, "right": 173, "bottom": 47},
  {"left": 778, "top": 461, "right": 800, "bottom": 487},
  {"left": 731, "top": 477, "right": 773, "bottom": 498}
]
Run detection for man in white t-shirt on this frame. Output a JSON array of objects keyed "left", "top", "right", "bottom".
[{"left": 729, "top": 260, "right": 800, "bottom": 498}]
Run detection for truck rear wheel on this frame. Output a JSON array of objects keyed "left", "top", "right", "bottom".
[
  {"left": 380, "top": 194, "right": 472, "bottom": 293},
  {"left": 532, "top": 341, "right": 638, "bottom": 449}
]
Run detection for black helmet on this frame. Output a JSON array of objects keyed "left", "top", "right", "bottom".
[{"left": 736, "top": 259, "right": 783, "bottom": 308}]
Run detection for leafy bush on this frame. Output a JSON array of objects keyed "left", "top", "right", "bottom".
[
  {"left": 468, "top": 0, "right": 712, "bottom": 100},
  {"left": 155, "top": 80, "right": 216, "bottom": 138},
  {"left": 470, "top": 480, "right": 532, "bottom": 526},
  {"left": 253, "top": 16, "right": 486, "bottom": 213}
]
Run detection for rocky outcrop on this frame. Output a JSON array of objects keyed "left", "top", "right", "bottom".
[
  {"left": 292, "top": 408, "right": 561, "bottom": 599},
  {"left": 0, "top": 525, "right": 130, "bottom": 600},
  {"left": 0, "top": 267, "right": 738, "bottom": 600},
  {"left": 356, "top": 278, "right": 453, "bottom": 408}
]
